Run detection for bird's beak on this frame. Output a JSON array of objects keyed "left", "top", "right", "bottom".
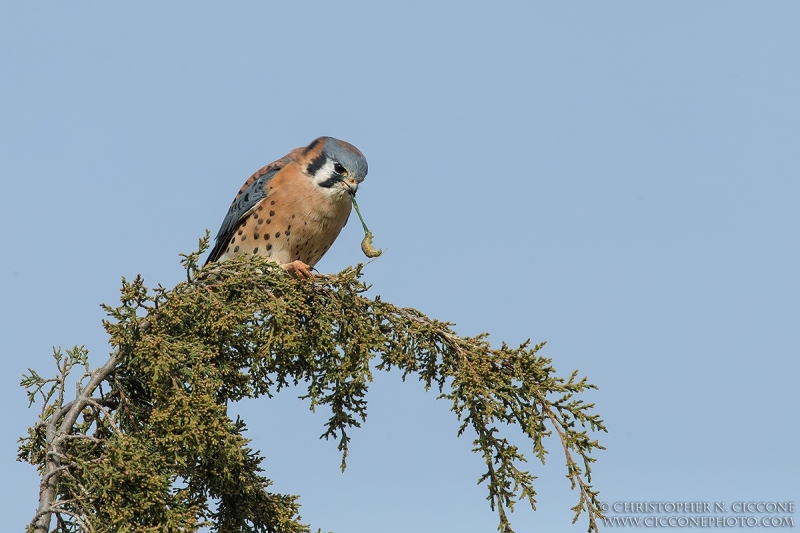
[{"left": 343, "top": 179, "right": 359, "bottom": 196}]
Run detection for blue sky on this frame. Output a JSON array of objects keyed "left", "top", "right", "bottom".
[{"left": 1, "top": 2, "right": 798, "bottom": 531}]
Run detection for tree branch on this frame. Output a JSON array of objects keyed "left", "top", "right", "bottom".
[{"left": 32, "top": 350, "right": 120, "bottom": 532}]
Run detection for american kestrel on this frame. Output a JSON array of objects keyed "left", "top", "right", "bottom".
[{"left": 205, "top": 136, "right": 368, "bottom": 278}]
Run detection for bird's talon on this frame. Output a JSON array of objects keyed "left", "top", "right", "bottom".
[{"left": 282, "top": 260, "right": 314, "bottom": 279}]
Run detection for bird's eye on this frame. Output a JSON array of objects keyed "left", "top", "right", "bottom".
[{"left": 334, "top": 162, "right": 347, "bottom": 175}]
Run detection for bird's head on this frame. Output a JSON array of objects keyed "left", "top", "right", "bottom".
[{"left": 301, "top": 136, "right": 368, "bottom": 197}]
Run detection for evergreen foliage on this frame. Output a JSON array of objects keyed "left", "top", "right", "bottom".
[{"left": 19, "top": 235, "right": 607, "bottom": 533}]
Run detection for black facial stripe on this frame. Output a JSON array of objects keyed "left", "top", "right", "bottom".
[
  {"left": 306, "top": 152, "right": 327, "bottom": 176},
  {"left": 318, "top": 175, "right": 341, "bottom": 188}
]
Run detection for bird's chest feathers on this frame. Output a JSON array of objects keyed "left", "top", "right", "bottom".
[{"left": 257, "top": 172, "right": 352, "bottom": 266}]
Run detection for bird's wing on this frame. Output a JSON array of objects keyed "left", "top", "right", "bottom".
[{"left": 205, "top": 154, "right": 295, "bottom": 264}]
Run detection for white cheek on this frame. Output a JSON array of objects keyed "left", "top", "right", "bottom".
[
  {"left": 313, "top": 160, "right": 336, "bottom": 185},
  {"left": 312, "top": 160, "right": 348, "bottom": 199}
]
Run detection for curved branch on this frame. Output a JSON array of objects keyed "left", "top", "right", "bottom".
[
  {"left": 32, "top": 350, "right": 120, "bottom": 533},
  {"left": 544, "top": 406, "right": 602, "bottom": 533}
]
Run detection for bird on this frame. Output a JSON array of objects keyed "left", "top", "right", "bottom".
[{"left": 205, "top": 136, "right": 368, "bottom": 278}]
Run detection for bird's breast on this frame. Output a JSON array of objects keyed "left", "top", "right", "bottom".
[{"left": 218, "top": 168, "right": 353, "bottom": 268}]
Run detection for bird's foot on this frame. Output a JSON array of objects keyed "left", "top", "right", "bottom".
[{"left": 282, "top": 260, "right": 314, "bottom": 279}]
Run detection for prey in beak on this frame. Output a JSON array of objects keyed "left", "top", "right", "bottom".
[{"left": 343, "top": 179, "right": 359, "bottom": 196}]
